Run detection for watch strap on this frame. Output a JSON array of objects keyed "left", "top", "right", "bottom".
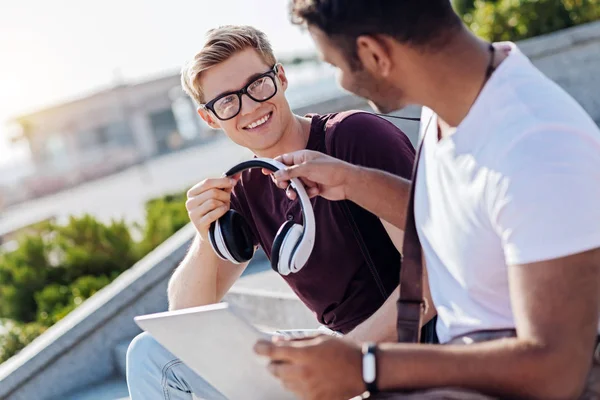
[{"left": 362, "top": 342, "right": 378, "bottom": 394}]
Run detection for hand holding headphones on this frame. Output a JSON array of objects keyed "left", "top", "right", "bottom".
[
  {"left": 208, "top": 158, "right": 316, "bottom": 276},
  {"left": 185, "top": 173, "right": 239, "bottom": 243}
]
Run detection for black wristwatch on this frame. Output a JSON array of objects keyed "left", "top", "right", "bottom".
[{"left": 362, "top": 342, "right": 379, "bottom": 394}]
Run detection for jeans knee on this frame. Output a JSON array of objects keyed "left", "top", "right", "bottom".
[
  {"left": 126, "top": 332, "right": 162, "bottom": 374},
  {"left": 127, "top": 332, "right": 156, "bottom": 358}
]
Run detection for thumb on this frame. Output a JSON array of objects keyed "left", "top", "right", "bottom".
[
  {"left": 275, "top": 150, "right": 316, "bottom": 167},
  {"left": 254, "top": 339, "right": 304, "bottom": 363},
  {"left": 307, "top": 187, "right": 320, "bottom": 198},
  {"left": 273, "top": 163, "right": 313, "bottom": 182}
]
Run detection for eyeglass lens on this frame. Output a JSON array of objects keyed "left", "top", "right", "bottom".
[{"left": 213, "top": 75, "right": 276, "bottom": 120}]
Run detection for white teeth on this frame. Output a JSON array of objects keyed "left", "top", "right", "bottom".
[{"left": 246, "top": 113, "right": 270, "bottom": 129}]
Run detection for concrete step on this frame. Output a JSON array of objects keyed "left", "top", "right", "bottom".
[
  {"left": 114, "top": 339, "right": 131, "bottom": 379},
  {"left": 62, "top": 376, "right": 130, "bottom": 400},
  {"left": 224, "top": 269, "right": 318, "bottom": 331}
]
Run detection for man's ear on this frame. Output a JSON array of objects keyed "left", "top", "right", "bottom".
[
  {"left": 275, "top": 63, "right": 289, "bottom": 92},
  {"left": 197, "top": 107, "right": 220, "bottom": 129},
  {"left": 355, "top": 35, "right": 392, "bottom": 78}
]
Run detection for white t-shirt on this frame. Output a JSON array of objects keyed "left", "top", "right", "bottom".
[{"left": 416, "top": 43, "right": 600, "bottom": 343}]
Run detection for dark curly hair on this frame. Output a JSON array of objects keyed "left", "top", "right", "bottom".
[{"left": 290, "top": 0, "right": 462, "bottom": 67}]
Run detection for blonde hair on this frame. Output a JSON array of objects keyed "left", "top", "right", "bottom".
[{"left": 181, "top": 25, "right": 277, "bottom": 106}]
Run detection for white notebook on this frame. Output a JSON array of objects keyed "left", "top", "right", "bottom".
[{"left": 134, "top": 303, "right": 296, "bottom": 400}]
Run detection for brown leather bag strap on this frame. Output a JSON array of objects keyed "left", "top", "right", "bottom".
[{"left": 397, "top": 115, "right": 433, "bottom": 343}]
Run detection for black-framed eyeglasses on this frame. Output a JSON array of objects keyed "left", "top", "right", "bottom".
[{"left": 201, "top": 64, "right": 279, "bottom": 121}]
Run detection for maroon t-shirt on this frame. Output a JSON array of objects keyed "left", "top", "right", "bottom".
[{"left": 230, "top": 111, "right": 415, "bottom": 333}]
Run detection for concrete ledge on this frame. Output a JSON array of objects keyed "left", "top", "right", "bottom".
[
  {"left": 225, "top": 287, "right": 318, "bottom": 331},
  {"left": 294, "top": 93, "right": 367, "bottom": 117},
  {"left": 518, "top": 21, "right": 600, "bottom": 123},
  {"left": 518, "top": 20, "right": 600, "bottom": 60}
]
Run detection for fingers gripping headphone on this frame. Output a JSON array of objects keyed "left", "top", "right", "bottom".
[{"left": 208, "top": 158, "right": 316, "bottom": 276}]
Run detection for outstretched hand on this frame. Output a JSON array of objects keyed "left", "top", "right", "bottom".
[{"left": 262, "top": 150, "right": 357, "bottom": 201}]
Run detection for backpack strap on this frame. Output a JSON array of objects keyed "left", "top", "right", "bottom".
[{"left": 396, "top": 115, "right": 433, "bottom": 343}]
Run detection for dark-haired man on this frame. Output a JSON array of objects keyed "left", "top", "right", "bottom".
[{"left": 255, "top": 1, "right": 600, "bottom": 399}]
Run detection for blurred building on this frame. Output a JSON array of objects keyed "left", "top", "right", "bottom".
[{"left": 5, "top": 73, "right": 213, "bottom": 200}]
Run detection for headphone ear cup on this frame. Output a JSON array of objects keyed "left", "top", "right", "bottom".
[
  {"left": 270, "top": 220, "right": 296, "bottom": 273},
  {"left": 219, "top": 210, "right": 255, "bottom": 263},
  {"left": 209, "top": 219, "right": 228, "bottom": 261}
]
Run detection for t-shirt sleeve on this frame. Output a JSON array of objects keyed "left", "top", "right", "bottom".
[
  {"left": 488, "top": 128, "right": 600, "bottom": 265},
  {"left": 325, "top": 112, "right": 416, "bottom": 179}
]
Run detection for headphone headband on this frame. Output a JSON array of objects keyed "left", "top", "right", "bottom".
[
  {"left": 225, "top": 159, "right": 282, "bottom": 176},
  {"left": 226, "top": 158, "right": 316, "bottom": 273}
]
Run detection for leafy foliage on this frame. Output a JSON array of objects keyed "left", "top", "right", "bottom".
[
  {"left": 0, "top": 236, "right": 51, "bottom": 322},
  {"left": 50, "top": 215, "right": 137, "bottom": 281},
  {"left": 35, "top": 275, "right": 111, "bottom": 325},
  {"left": 0, "top": 192, "right": 188, "bottom": 363},
  {"left": 136, "top": 193, "right": 188, "bottom": 257},
  {"left": 454, "top": 0, "right": 600, "bottom": 41},
  {"left": 0, "top": 320, "right": 47, "bottom": 364}
]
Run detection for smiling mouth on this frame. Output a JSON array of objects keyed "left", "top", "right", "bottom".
[{"left": 243, "top": 112, "right": 272, "bottom": 130}]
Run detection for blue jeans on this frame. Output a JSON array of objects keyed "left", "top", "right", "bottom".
[
  {"left": 126, "top": 332, "right": 227, "bottom": 400},
  {"left": 126, "top": 328, "right": 340, "bottom": 400}
]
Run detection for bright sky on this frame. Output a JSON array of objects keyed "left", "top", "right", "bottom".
[{"left": 0, "top": 0, "right": 317, "bottom": 166}]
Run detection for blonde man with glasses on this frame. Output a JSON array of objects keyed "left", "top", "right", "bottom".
[{"left": 126, "top": 25, "right": 434, "bottom": 400}]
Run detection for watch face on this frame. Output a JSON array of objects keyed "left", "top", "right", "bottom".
[{"left": 363, "top": 352, "right": 376, "bottom": 383}]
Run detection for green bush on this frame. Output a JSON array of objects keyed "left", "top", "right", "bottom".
[
  {"left": 0, "top": 320, "right": 47, "bottom": 364},
  {"left": 50, "top": 215, "right": 137, "bottom": 282},
  {"left": 0, "top": 191, "right": 188, "bottom": 363},
  {"left": 456, "top": 0, "right": 600, "bottom": 42},
  {"left": 34, "top": 283, "right": 74, "bottom": 326},
  {"left": 136, "top": 193, "right": 188, "bottom": 257},
  {"left": 0, "top": 215, "right": 137, "bottom": 323},
  {"left": 0, "top": 236, "right": 51, "bottom": 322},
  {"left": 452, "top": 0, "right": 477, "bottom": 15},
  {"left": 35, "top": 275, "right": 111, "bottom": 326}
]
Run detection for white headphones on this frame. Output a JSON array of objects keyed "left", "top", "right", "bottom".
[{"left": 208, "top": 158, "right": 316, "bottom": 276}]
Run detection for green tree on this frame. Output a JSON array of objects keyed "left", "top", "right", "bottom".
[
  {"left": 35, "top": 275, "right": 111, "bottom": 325},
  {"left": 50, "top": 215, "right": 137, "bottom": 282},
  {"left": 0, "top": 236, "right": 51, "bottom": 322},
  {"left": 34, "top": 283, "right": 73, "bottom": 326},
  {"left": 136, "top": 193, "right": 188, "bottom": 257},
  {"left": 0, "top": 320, "right": 47, "bottom": 363},
  {"left": 461, "top": 0, "right": 600, "bottom": 42},
  {"left": 0, "top": 192, "right": 189, "bottom": 363},
  {"left": 452, "top": 0, "right": 478, "bottom": 15}
]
